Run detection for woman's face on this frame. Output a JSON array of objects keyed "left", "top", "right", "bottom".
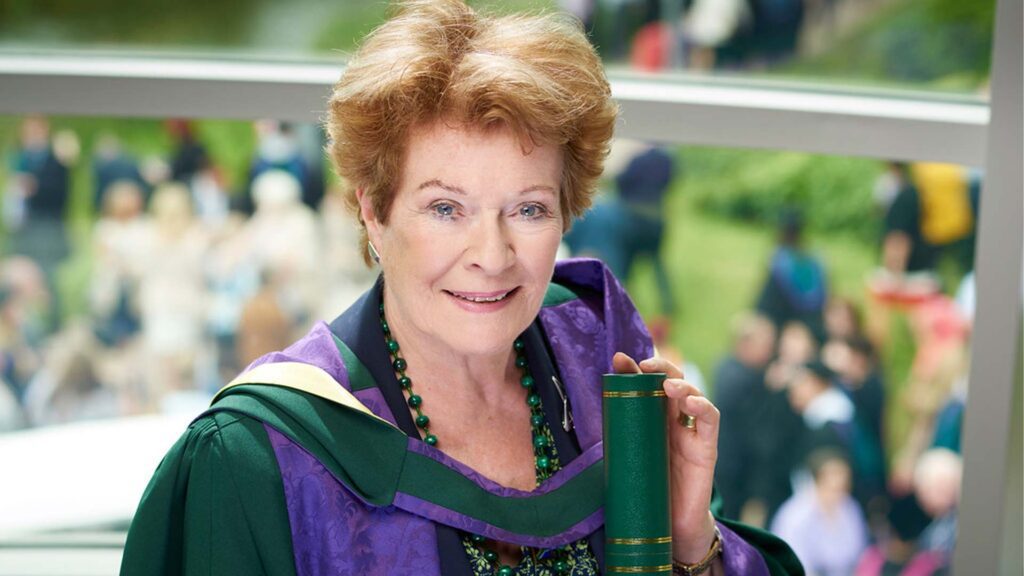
[{"left": 361, "top": 121, "right": 564, "bottom": 357}]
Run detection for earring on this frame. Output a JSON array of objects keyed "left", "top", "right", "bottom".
[{"left": 367, "top": 240, "right": 381, "bottom": 264}]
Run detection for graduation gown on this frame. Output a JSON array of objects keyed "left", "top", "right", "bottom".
[{"left": 120, "top": 259, "right": 803, "bottom": 576}]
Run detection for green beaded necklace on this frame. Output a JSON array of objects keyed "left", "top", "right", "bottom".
[{"left": 379, "top": 302, "right": 571, "bottom": 576}]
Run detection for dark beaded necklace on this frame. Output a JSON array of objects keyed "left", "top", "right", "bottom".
[{"left": 379, "top": 302, "right": 570, "bottom": 575}]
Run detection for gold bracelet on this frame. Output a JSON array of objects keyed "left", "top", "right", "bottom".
[{"left": 671, "top": 525, "right": 722, "bottom": 576}]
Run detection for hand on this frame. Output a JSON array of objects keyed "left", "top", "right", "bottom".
[{"left": 613, "top": 352, "right": 720, "bottom": 565}]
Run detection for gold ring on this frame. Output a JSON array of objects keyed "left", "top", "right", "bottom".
[{"left": 678, "top": 412, "right": 696, "bottom": 429}]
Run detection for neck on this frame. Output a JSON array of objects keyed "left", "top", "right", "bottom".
[{"left": 382, "top": 290, "right": 518, "bottom": 407}]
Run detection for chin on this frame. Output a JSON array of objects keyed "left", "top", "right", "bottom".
[
  {"left": 438, "top": 295, "right": 539, "bottom": 350},
  {"left": 440, "top": 319, "right": 523, "bottom": 357}
]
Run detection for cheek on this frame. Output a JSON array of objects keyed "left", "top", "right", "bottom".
[{"left": 518, "top": 230, "right": 561, "bottom": 277}]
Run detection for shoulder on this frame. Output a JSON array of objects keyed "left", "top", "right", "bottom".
[
  {"left": 544, "top": 258, "right": 652, "bottom": 357},
  {"left": 148, "top": 409, "right": 282, "bottom": 497},
  {"left": 123, "top": 409, "right": 295, "bottom": 576}
]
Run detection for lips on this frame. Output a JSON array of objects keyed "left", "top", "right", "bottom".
[{"left": 444, "top": 287, "right": 519, "bottom": 303}]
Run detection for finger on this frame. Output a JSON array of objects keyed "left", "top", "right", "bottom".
[
  {"left": 612, "top": 352, "right": 642, "bottom": 374},
  {"left": 663, "top": 380, "right": 700, "bottom": 439},
  {"left": 639, "top": 356, "right": 684, "bottom": 379},
  {"left": 663, "top": 378, "right": 702, "bottom": 400},
  {"left": 663, "top": 380, "right": 717, "bottom": 438},
  {"left": 683, "top": 395, "right": 720, "bottom": 443}
]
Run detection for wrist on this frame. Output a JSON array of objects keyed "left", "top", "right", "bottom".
[
  {"left": 672, "top": 524, "right": 722, "bottom": 576},
  {"left": 672, "top": 511, "right": 716, "bottom": 564}
]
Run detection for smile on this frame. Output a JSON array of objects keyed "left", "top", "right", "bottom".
[{"left": 445, "top": 288, "right": 519, "bottom": 303}]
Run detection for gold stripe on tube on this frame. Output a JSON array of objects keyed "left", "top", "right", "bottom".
[
  {"left": 602, "top": 390, "right": 667, "bottom": 398},
  {"left": 607, "top": 536, "right": 673, "bottom": 545},
  {"left": 606, "top": 565, "right": 673, "bottom": 573}
]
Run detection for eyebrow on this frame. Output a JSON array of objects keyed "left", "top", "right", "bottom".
[{"left": 416, "top": 179, "right": 557, "bottom": 196}]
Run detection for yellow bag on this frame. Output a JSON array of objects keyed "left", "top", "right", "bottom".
[{"left": 912, "top": 162, "right": 975, "bottom": 245}]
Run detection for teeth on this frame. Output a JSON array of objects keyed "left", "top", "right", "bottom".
[{"left": 452, "top": 291, "right": 511, "bottom": 303}]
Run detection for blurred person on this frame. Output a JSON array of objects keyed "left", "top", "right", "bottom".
[
  {"left": 22, "top": 322, "right": 120, "bottom": 426},
  {"left": 598, "top": 0, "right": 655, "bottom": 60},
  {"left": 199, "top": 171, "right": 323, "bottom": 383},
  {"left": 891, "top": 296, "right": 969, "bottom": 494},
  {"left": 770, "top": 449, "right": 868, "bottom": 576},
  {"left": 912, "top": 448, "right": 961, "bottom": 563},
  {"left": 239, "top": 170, "right": 323, "bottom": 328},
  {"left": 6, "top": 117, "right": 77, "bottom": 323},
  {"left": 910, "top": 163, "right": 979, "bottom": 276},
  {"left": 828, "top": 336, "right": 884, "bottom": 460},
  {"left": 294, "top": 124, "right": 329, "bottom": 212},
  {"left": 714, "top": 312, "right": 800, "bottom": 524},
  {"left": 90, "top": 180, "right": 149, "bottom": 347},
  {"left": 565, "top": 142, "right": 677, "bottom": 320},
  {"left": 820, "top": 296, "right": 863, "bottom": 369},
  {"left": 0, "top": 257, "right": 51, "bottom": 399},
  {"left": 203, "top": 210, "right": 262, "bottom": 382},
  {"left": 765, "top": 320, "right": 818, "bottom": 391},
  {"left": 92, "top": 132, "right": 147, "bottom": 210},
  {"left": 166, "top": 119, "right": 209, "bottom": 185},
  {"left": 88, "top": 181, "right": 152, "bottom": 408},
  {"left": 138, "top": 183, "right": 208, "bottom": 406},
  {"left": 828, "top": 335, "right": 887, "bottom": 517},
  {"left": 786, "top": 360, "right": 855, "bottom": 489},
  {"left": 189, "top": 155, "right": 231, "bottom": 233},
  {"left": 756, "top": 209, "right": 827, "bottom": 342},
  {"left": 879, "top": 162, "right": 978, "bottom": 280},
  {"left": 823, "top": 297, "right": 862, "bottom": 342},
  {"left": 873, "top": 161, "right": 909, "bottom": 216},
  {"left": 235, "top": 283, "right": 293, "bottom": 369},
  {"left": 929, "top": 361, "right": 967, "bottom": 455},
  {"left": 681, "top": 0, "right": 749, "bottom": 70},
  {"left": 746, "top": 0, "right": 806, "bottom": 66},
  {"left": 246, "top": 120, "right": 317, "bottom": 211},
  {"left": 855, "top": 495, "right": 940, "bottom": 576},
  {"left": 139, "top": 154, "right": 172, "bottom": 188}
]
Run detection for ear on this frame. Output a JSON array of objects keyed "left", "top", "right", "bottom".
[{"left": 356, "top": 187, "right": 381, "bottom": 243}]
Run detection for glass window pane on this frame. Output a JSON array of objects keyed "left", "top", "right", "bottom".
[
  {"left": 0, "top": 118, "right": 980, "bottom": 575},
  {"left": 0, "top": 0, "right": 996, "bottom": 95}
]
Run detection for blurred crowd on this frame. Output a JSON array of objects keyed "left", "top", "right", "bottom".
[
  {"left": 0, "top": 116, "right": 375, "bottom": 429},
  {"left": 1, "top": 114, "right": 980, "bottom": 575},
  {"left": 563, "top": 0, "right": 870, "bottom": 71},
  {"left": 571, "top": 140, "right": 978, "bottom": 575}
]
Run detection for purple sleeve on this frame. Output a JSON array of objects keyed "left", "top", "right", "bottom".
[{"left": 718, "top": 522, "right": 771, "bottom": 576}]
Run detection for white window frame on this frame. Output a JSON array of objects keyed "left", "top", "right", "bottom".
[{"left": 0, "top": 1, "right": 1020, "bottom": 571}]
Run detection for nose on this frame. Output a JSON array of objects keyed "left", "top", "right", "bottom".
[{"left": 465, "top": 213, "right": 515, "bottom": 274}]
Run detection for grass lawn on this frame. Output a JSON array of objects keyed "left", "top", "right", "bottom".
[
  {"left": 626, "top": 176, "right": 879, "bottom": 386},
  {"left": 625, "top": 181, "right": 923, "bottom": 461}
]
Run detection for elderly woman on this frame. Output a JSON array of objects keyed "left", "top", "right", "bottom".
[{"left": 121, "top": 2, "right": 801, "bottom": 575}]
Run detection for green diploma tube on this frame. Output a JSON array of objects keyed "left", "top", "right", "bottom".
[{"left": 603, "top": 372, "right": 672, "bottom": 575}]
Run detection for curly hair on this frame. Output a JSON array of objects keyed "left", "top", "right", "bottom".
[{"left": 325, "top": 0, "right": 617, "bottom": 263}]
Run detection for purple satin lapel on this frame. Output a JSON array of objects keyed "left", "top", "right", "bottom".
[{"left": 541, "top": 258, "right": 655, "bottom": 449}]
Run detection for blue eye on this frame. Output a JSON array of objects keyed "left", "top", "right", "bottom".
[
  {"left": 432, "top": 203, "right": 456, "bottom": 218},
  {"left": 519, "top": 203, "right": 547, "bottom": 219}
]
